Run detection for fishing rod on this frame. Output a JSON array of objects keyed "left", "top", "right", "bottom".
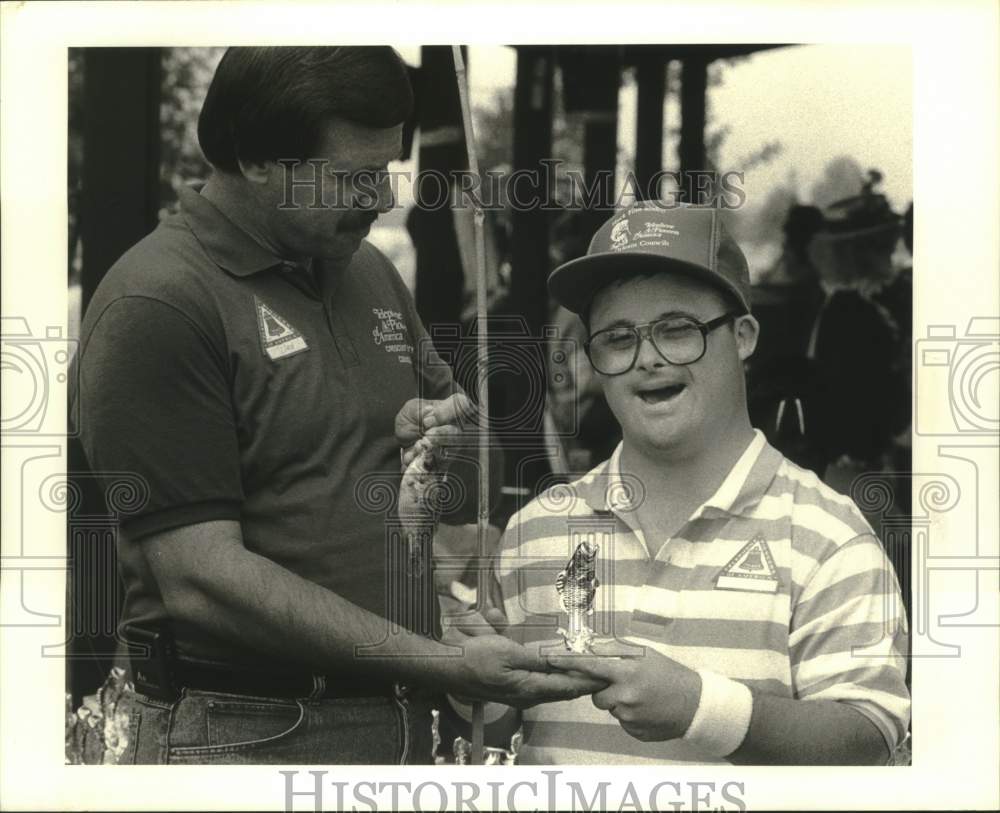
[{"left": 452, "top": 44, "right": 489, "bottom": 767}]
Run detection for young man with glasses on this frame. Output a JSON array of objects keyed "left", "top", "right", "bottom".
[{"left": 447, "top": 200, "right": 909, "bottom": 765}]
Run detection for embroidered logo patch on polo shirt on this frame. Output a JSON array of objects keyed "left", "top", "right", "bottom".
[
  {"left": 371, "top": 307, "right": 414, "bottom": 365},
  {"left": 255, "top": 298, "right": 308, "bottom": 360},
  {"left": 716, "top": 535, "right": 779, "bottom": 593}
]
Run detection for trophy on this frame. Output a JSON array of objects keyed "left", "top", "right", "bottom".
[{"left": 555, "top": 539, "right": 600, "bottom": 652}]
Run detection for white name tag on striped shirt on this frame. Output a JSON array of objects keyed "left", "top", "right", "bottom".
[{"left": 715, "top": 537, "right": 780, "bottom": 593}]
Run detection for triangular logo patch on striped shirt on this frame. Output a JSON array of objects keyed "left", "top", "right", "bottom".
[
  {"left": 716, "top": 535, "right": 779, "bottom": 593},
  {"left": 255, "top": 298, "right": 308, "bottom": 360}
]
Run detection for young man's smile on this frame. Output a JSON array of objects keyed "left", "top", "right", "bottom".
[{"left": 633, "top": 378, "right": 689, "bottom": 407}]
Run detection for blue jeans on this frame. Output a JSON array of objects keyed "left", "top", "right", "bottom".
[{"left": 120, "top": 684, "right": 436, "bottom": 764}]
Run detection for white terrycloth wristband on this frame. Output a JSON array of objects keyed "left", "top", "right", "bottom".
[{"left": 682, "top": 670, "right": 754, "bottom": 757}]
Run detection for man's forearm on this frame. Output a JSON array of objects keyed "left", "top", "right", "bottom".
[
  {"left": 143, "top": 520, "right": 607, "bottom": 709},
  {"left": 145, "top": 525, "right": 468, "bottom": 690},
  {"left": 728, "top": 691, "right": 890, "bottom": 765}
]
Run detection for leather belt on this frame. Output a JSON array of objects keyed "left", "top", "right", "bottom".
[{"left": 170, "top": 659, "right": 402, "bottom": 701}]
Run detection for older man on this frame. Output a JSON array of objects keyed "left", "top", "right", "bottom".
[
  {"left": 448, "top": 200, "right": 909, "bottom": 765},
  {"left": 73, "top": 46, "right": 598, "bottom": 765}
]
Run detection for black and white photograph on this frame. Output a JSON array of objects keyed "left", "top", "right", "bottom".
[{"left": 1, "top": 1, "right": 998, "bottom": 811}]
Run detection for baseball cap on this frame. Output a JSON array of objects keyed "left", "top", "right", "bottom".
[{"left": 547, "top": 201, "right": 752, "bottom": 316}]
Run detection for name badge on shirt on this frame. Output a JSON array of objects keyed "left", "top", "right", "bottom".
[
  {"left": 715, "top": 536, "right": 780, "bottom": 593},
  {"left": 256, "top": 298, "right": 308, "bottom": 360}
]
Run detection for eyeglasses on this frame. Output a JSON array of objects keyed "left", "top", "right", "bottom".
[{"left": 585, "top": 312, "right": 739, "bottom": 375}]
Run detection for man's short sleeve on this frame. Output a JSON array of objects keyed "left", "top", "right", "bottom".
[
  {"left": 789, "top": 534, "right": 911, "bottom": 753},
  {"left": 413, "top": 313, "right": 461, "bottom": 402},
  {"left": 397, "top": 285, "right": 457, "bottom": 404},
  {"left": 76, "top": 296, "right": 243, "bottom": 538}
]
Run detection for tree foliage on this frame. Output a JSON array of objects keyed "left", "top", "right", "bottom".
[
  {"left": 67, "top": 47, "right": 225, "bottom": 277},
  {"left": 159, "top": 48, "right": 226, "bottom": 213}
]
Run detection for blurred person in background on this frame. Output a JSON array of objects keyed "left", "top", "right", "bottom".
[
  {"left": 871, "top": 201, "right": 914, "bottom": 511},
  {"left": 545, "top": 175, "right": 622, "bottom": 477},
  {"left": 805, "top": 170, "right": 906, "bottom": 494},
  {"left": 749, "top": 172, "right": 909, "bottom": 494},
  {"left": 747, "top": 204, "right": 827, "bottom": 474}
]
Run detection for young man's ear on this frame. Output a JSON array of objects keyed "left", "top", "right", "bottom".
[
  {"left": 236, "top": 158, "right": 271, "bottom": 184},
  {"left": 734, "top": 314, "right": 760, "bottom": 362}
]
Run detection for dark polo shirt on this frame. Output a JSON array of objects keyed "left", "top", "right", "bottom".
[{"left": 75, "top": 185, "right": 455, "bottom": 668}]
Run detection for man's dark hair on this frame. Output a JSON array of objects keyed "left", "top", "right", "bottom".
[{"left": 198, "top": 46, "right": 414, "bottom": 174}]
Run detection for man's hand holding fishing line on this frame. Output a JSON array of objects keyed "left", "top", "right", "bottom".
[{"left": 396, "top": 392, "right": 477, "bottom": 471}]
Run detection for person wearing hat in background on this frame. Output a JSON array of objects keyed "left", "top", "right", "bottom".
[
  {"left": 804, "top": 171, "right": 907, "bottom": 496},
  {"left": 745, "top": 204, "right": 828, "bottom": 475},
  {"left": 872, "top": 201, "right": 914, "bottom": 513},
  {"left": 445, "top": 199, "right": 910, "bottom": 764}
]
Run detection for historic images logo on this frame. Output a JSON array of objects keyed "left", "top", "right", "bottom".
[{"left": 372, "top": 308, "right": 414, "bottom": 364}]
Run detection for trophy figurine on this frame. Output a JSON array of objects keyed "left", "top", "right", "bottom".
[{"left": 555, "top": 539, "right": 600, "bottom": 652}]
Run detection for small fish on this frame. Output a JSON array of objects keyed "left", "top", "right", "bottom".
[
  {"left": 555, "top": 539, "right": 600, "bottom": 652},
  {"left": 399, "top": 436, "right": 441, "bottom": 513},
  {"left": 398, "top": 429, "right": 448, "bottom": 562}
]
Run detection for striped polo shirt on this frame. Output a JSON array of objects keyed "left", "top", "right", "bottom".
[{"left": 495, "top": 430, "right": 910, "bottom": 765}]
